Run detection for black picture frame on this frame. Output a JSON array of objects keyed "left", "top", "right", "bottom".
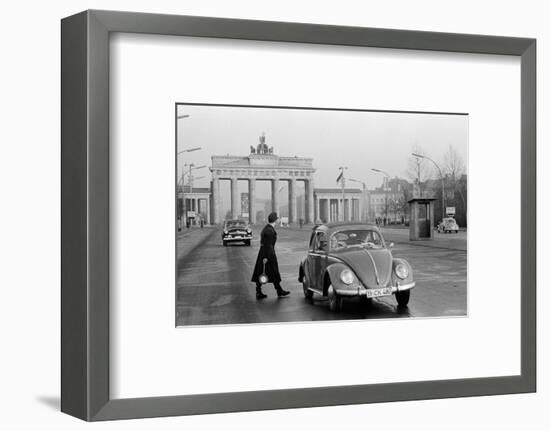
[{"left": 61, "top": 9, "right": 536, "bottom": 421}]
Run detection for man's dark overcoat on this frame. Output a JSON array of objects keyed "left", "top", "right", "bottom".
[{"left": 251, "top": 223, "right": 282, "bottom": 283}]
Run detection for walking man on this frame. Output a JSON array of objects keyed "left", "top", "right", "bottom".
[{"left": 251, "top": 212, "right": 290, "bottom": 299}]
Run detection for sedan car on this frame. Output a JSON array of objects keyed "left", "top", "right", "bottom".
[
  {"left": 437, "top": 217, "right": 459, "bottom": 233},
  {"left": 222, "top": 219, "right": 252, "bottom": 246},
  {"left": 298, "top": 223, "right": 415, "bottom": 312}
]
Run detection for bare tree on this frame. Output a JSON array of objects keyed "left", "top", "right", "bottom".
[
  {"left": 443, "top": 145, "right": 465, "bottom": 183},
  {"left": 442, "top": 145, "right": 466, "bottom": 209},
  {"left": 396, "top": 193, "right": 409, "bottom": 222},
  {"left": 406, "top": 144, "right": 432, "bottom": 195}
]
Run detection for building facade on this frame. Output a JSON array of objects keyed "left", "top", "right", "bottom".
[
  {"left": 314, "top": 188, "right": 363, "bottom": 223},
  {"left": 177, "top": 185, "right": 211, "bottom": 225}
]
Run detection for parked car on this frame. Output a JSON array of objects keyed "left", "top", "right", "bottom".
[
  {"left": 298, "top": 222, "right": 415, "bottom": 312},
  {"left": 437, "top": 217, "right": 459, "bottom": 233},
  {"left": 222, "top": 219, "right": 252, "bottom": 246}
]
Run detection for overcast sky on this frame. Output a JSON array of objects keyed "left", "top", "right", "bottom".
[{"left": 176, "top": 104, "right": 468, "bottom": 191}]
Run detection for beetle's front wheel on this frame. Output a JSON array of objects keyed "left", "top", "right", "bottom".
[
  {"left": 395, "top": 290, "right": 410, "bottom": 307},
  {"left": 302, "top": 275, "right": 313, "bottom": 300},
  {"left": 328, "top": 285, "right": 342, "bottom": 312}
]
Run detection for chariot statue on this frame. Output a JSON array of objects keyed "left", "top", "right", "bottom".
[{"left": 256, "top": 132, "right": 270, "bottom": 154}]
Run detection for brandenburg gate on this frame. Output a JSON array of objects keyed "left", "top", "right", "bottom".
[{"left": 210, "top": 134, "right": 316, "bottom": 224}]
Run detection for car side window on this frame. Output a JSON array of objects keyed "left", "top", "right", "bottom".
[
  {"left": 308, "top": 231, "right": 316, "bottom": 251},
  {"left": 315, "top": 232, "right": 328, "bottom": 253}
]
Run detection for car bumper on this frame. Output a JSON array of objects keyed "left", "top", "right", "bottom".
[
  {"left": 223, "top": 235, "right": 252, "bottom": 241},
  {"left": 335, "top": 281, "right": 416, "bottom": 296}
]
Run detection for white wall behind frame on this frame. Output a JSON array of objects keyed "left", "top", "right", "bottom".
[{"left": 110, "top": 33, "right": 521, "bottom": 399}]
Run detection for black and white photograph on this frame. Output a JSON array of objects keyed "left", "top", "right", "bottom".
[{"left": 176, "top": 103, "right": 468, "bottom": 326}]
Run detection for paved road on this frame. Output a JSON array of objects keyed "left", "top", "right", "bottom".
[{"left": 176, "top": 225, "right": 467, "bottom": 326}]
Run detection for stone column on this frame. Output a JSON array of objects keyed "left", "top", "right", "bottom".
[
  {"left": 248, "top": 178, "right": 256, "bottom": 224},
  {"left": 342, "top": 199, "right": 346, "bottom": 221},
  {"left": 271, "top": 178, "right": 279, "bottom": 215},
  {"left": 205, "top": 197, "right": 210, "bottom": 224},
  {"left": 211, "top": 178, "right": 220, "bottom": 224},
  {"left": 345, "top": 199, "right": 351, "bottom": 221},
  {"left": 288, "top": 178, "right": 297, "bottom": 224},
  {"left": 315, "top": 194, "right": 320, "bottom": 223},
  {"left": 306, "top": 179, "right": 315, "bottom": 224},
  {"left": 231, "top": 178, "right": 239, "bottom": 219}
]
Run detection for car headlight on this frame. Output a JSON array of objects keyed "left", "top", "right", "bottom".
[
  {"left": 223, "top": 230, "right": 228, "bottom": 234},
  {"left": 395, "top": 263, "right": 409, "bottom": 279},
  {"left": 340, "top": 269, "right": 355, "bottom": 285},
  {"left": 247, "top": 229, "right": 252, "bottom": 234}
]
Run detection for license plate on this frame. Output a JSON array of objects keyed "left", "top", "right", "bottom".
[
  {"left": 232, "top": 236, "right": 242, "bottom": 239},
  {"left": 366, "top": 287, "right": 392, "bottom": 298}
]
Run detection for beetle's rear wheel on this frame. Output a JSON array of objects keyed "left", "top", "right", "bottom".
[
  {"left": 328, "top": 285, "right": 342, "bottom": 312},
  {"left": 395, "top": 290, "right": 410, "bottom": 307}
]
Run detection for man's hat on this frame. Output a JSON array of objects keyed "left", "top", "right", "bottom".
[{"left": 268, "top": 212, "right": 279, "bottom": 223}]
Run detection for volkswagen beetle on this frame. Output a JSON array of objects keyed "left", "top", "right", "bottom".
[
  {"left": 437, "top": 217, "right": 459, "bottom": 233},
  {"left": 298, "top": 223, "right": 415, "bottom": 312}
]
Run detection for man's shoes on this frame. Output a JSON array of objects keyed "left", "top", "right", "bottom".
[
  {"left": 276, "top": 289, "right": 290, "bottom": 298},
  {"left": 256, "top": 291, "right": 267, "bottom": 300}
]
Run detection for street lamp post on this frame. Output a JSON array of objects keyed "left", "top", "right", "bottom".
[
  {"left": 179, "top": 164, "right": 207, "bottom": 228},
  {"left": 177, "top": 150, "right": 202, "bottom": 230},
  {"left": 348, "top": 178, "right": 367, "bottom": 222},
  {"left": 176, "top": 112, "right": 203, "bottom": 230},
  {"left": 371, "top": 168, "right": 390, "bottom": 224},
  {"left": 412, "top": 153, "right": 445, "bottom": 222},
  {"left": 337, "top": 167, "right": 347, "bottom": 221}
]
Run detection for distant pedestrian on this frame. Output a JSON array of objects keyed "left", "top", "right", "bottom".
[
  {"left": 383, "top": 217, "right": 387, "bottom": 226},
  {"left": 251, "top": 212, "right": 290, "bottom": 299},
  {"left": 299, "top": 218, "right": 304, "bottom": 229},
  {"left": 200, "top": 218, "right": 204, "bottom": 229}
]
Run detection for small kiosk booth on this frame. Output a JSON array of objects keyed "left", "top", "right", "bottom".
[{"left": 408, "top": 198, "right": 437, "bottom": 241}]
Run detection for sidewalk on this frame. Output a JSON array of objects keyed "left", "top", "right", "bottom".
[
  {"left": 176, "top": 226, "right": 218, "bottom": 261},
  {"left": 381, "top": 227, "right": 467, "bottom": 252}
]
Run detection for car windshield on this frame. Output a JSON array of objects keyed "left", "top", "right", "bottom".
[
  {"left": 226, "top": 220, "right": 246, "bottom": 228},
  {"left": 330, "top": 229, "right": 385, "bottom": 250}
]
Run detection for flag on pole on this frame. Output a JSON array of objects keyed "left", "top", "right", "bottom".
[{"left": 336, "top": 171, "right": 343, "bottom": 184}]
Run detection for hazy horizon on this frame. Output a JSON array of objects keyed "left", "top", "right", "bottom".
[{"left": 176, "top": 104, "right": 468, "bottom": 218}]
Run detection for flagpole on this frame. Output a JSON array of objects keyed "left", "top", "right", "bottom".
[{"left": 338, "top": 166, "right": 347, "bottom": 222}]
